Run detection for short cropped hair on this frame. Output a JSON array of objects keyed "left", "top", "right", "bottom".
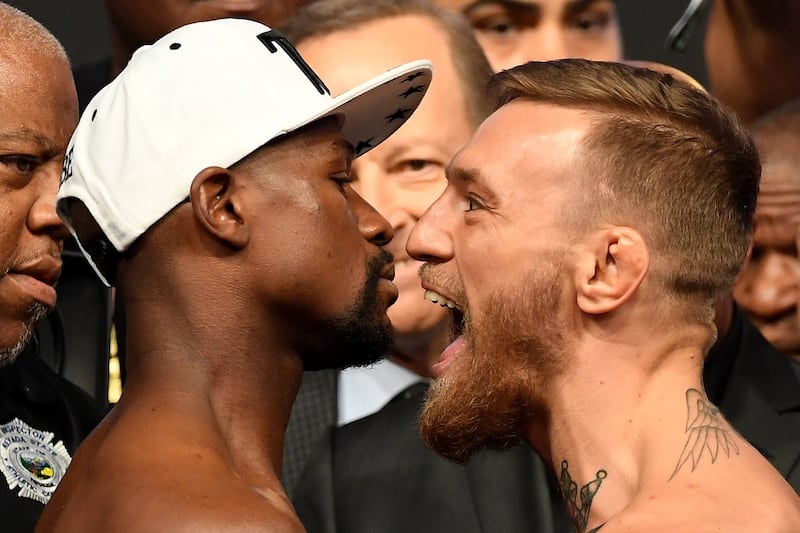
[
  {"left": 0, "top": 2, "right": 68, "bottom": 64},
  {"left": 281, "top": 0, "right": 493, "bottom": 127},
  {"left": 489, "top": 59, "right": 760, "bottom": 316}
]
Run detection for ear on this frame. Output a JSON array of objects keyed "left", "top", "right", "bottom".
[
  {"left": 572, "top": 226, "right": 649, "bottom": 315},
  {"left": 189, "top": 166, "right": 249, "bottom": 250}
]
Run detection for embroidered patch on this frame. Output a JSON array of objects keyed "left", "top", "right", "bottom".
[{"left": 0, "top": 418, "right": 72, "bottom": 504}]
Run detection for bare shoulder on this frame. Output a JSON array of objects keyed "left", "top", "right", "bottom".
[
  {"left": 41, "top": 459, "right": 304, "bottom": 533},
  {"left": 37, "top": 414, "right": 301, "bottom": 532},
  {"left": 602, "top": 473, "right": 800, "bottom": 533}
]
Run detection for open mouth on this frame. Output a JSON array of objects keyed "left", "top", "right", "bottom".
[{"left": 423, "top": 289, "right": 465, "bottom": 335}]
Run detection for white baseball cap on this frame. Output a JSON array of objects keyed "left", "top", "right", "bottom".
[{"left": 57, "top": 18, "right": 432, "bottom": 286}]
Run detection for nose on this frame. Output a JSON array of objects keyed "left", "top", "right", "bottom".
[
  {"left": 352, "top": 190, "right": 393, "bottom": 247},
  {"left": 520, "top": 24, "right": 570, "bottom": 62},
  {"left": 28, "top": 165, "right": 70, "bottom": 244},
  {"left": 406, "top": 194, "right": 452, "bottom": 264},
  {"left": 735, "top": 251, "right": 800, "bottom": 320}
]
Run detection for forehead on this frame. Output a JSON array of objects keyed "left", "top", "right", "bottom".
[
  {"left": 298, "top": 15, "right": 455, "bottom": 94},
  {"left": 452, "top": 101, "right": 590, "bottom": 187},
  {"left": 244, "top": 117, "right": 351, "bottom": 169},
  {"left": 435, "top": 0, "right": 613, "bottom": 13},
  {"left": 0, "top": 50, "right": 77, "bottom": 141},
  {"left": 296, "top": 15, "right": 473, "bottom": 156},
  {"left": 753, "top": 153, "right": 800, "bottom": 246}
]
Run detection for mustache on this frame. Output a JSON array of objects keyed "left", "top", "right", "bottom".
[
  {"left": 369, "top": 249, "right": 394, "bottom": 279},
  {"left": 418, "top": 263, "right": 466, "bottom": 304},
  {"left": 1, "top": 250, "right": 63, "bottom": 276}
]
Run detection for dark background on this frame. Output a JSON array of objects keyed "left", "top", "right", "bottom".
[{"left": 7, "top": 0, "right": 709, "bottom": 86}]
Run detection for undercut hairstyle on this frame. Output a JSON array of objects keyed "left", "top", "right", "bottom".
[
  {"left": 280, "top": 0, "right": 493, "bottom": 127},
  {"left": 489, "top": 59, "right": 760, "bottom": 321},
  {"left": 0, "top": 2, "right": 68, "bottom": 63}
]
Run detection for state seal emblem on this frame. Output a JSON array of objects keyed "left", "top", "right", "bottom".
[{"left": 0, "top": 418, "right": 72, "bottom": 504}]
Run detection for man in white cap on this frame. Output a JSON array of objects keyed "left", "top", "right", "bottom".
[{"left": 36, "top": 18, "right": 430, "bottom": 532}]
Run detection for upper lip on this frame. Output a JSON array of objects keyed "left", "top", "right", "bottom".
[
  {"left": 11, "top": 256, "right": 62, "bottom": 286},
  {"left": 420, "top": 279, "right": 459, "bottom": 306},
  {"left": 380, "top": 262, "right": 396, "bottom": 282}
]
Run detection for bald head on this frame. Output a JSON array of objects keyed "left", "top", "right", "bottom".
[
  {"left": 0, "top": 3, "right": 76, "bottom": 365},
  {"left": 0, "top": 3, "right": 68, "bottom": 63}
]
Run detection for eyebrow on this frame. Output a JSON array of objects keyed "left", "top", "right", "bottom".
[
  {"left": 447, "top": 164, "right": 482, "bottom": 187},
  {"left": 463, "top": 0, "right": 605, "bottom": 16},
  {"left": 0, "top": 128, "right": 59, "bottom": 155},
  {"left": 335, "top": 138, "right": 356, "bottom": 160}
]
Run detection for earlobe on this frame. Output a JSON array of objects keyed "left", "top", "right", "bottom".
[
  {"left": 574, "top": 227, "right": 649, "bottom": 315},
  {"left": 190, "top": 166, "right": 249, "bottom": 250}
]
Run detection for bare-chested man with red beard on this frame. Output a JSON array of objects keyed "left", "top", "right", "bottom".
[{"left": 408, "top": 59, "right": 800, "bottom": 532}]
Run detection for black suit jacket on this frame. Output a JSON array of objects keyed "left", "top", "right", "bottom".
[
  {"left": 292, "top": 306, "right": 800, "bottom": 533},
  {"left": 0, "top": 345, "right": 106, "bottom": 532},
  {"left": 293, "top": 382, "right": 572, "bottom": 533},
  {"left": 704, "top": 305, "right": 800, "bottom": 493}
]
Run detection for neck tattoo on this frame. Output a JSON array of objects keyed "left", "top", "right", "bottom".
[
  {"left": 559, "top": 459, "right": 607, "bottom": 533},
  {"left": 669, "top": 388, "right": 739, "bottom": 480}
]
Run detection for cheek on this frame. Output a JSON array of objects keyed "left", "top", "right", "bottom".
[{"left": 0, "top": 198, "right": 26, "bottom": 262}]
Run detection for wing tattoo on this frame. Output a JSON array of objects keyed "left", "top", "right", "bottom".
[{"left": 669, "top": 388, "right": 739, "bottom": 480}]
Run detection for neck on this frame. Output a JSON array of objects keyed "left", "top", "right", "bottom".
[
  {"left": 119, "top": 284, "right": 303, "bottom": 484},
  {"left": 525, "top": 324, "right": 711, "bottom": 531}
]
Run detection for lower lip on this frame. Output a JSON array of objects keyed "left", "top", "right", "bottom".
[
  {"left": 432, "top": 335, "right": 465, "bottom": 378},
  {"left": 6, "top": 273, "right": 57, "bottom": 308},
  {"left": 380, "top": 278, "right": 399, "bottom": 306}
]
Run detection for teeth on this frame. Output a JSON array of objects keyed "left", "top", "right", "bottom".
[{"left": 424, "top": 289, "right": 458, "bottom": 309}]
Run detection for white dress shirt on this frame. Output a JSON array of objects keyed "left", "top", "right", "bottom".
[{"left": 337, "top": 359, "right": 426, "bottom": 426}]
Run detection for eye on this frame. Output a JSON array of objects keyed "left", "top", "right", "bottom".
[
  {"left": 471, "top": 14, "right": 519, "bottom": 36},
  {"left": 405, "top": 159, "right": 430, "bottom": 172},
  {"left": 0, "top": 155, "right": 38, "bottom": 174},
  {"left": 570, "top": 8, "right": 613, "bottom": 34},
  {"left": 331, "top": 173, "right": 354, "bottom": 192},
  {"left": 466, "top": 196, "right": 484, "bottom": 212}
]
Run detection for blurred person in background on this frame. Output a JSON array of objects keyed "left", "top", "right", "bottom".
[{"left": 432, "top": 0, "right": 622, "bottom": 71}]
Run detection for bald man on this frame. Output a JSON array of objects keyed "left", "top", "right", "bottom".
[{"left": 0, "top": 3, "right": 104, "bottom": 531}]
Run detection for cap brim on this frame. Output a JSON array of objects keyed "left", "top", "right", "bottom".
[{"left": 293, "top": 60, "right": 432, "bottom": 157}]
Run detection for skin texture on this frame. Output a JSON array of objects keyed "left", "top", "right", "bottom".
[
  {"left": 433, "top": 0, "right": 622, "bottom": 70},
  {"left": 734, "top": 126, "right": 800, "bottom": 362},
  {"left": 296, "top": 15, "right": 476, "bottom": 376},
  {"left": 408, "top": 101, "right": 800, "bottom": 532},
  {"left": 704, "top": 0, "right": 800, "bottom": 125},
  {"left": 0, "top": 47, "right": 76, "bottom": 365},
  {"left": 35, "top": 118, "right": 399, "bottom": 532},
  {"left": 104, "top": 0, "right": 314, "bottom": 73}
]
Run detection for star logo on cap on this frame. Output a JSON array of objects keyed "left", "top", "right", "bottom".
[
  {"left": 354, "top": 138, "right": 375, "bottom": 155},
  {"left": 385, "top": 108, "right": 412, "bottom": 123},
  {"left": 401, "top": 72, "right": 426, "bottom": 83},
  {"left": 399, "top": 85, "right": 425, "bottom": 98}
]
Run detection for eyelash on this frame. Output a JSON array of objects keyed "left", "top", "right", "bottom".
[
  {"left": 0, "top": 155, "right": 38, "bottom": 174},
  {"left": 332, "top": 174, "right": 353, "bottom": 191},
  {"left": 466, "top": 195, "right": 484, "bottom": 212}
]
